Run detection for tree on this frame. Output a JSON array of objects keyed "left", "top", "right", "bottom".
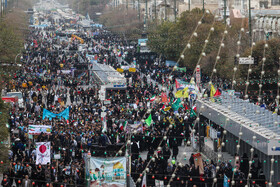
[
  {"left": 99, "top": 5, "right": 143, "bottom": 41},
  {"left": 147, "top": 8, "right": 250, "bottom": 80}
]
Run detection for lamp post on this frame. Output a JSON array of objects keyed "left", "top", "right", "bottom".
[
  {"left": 15, "top": 53, "right": 22, "bottom": 65},
  {"left": 154, "top": 0, "right": 157, "bottom": 21},
  {"left": 165, "top": 0, "right": 167, "bottom": 20},
  {"left": 174, "top": 0, "right": 176, "bottom": 21},
  {"left": 249, "top": 0, "right": 252, "bottom": 45},
  {"left": 203, "top": 0, "right": 205, "bottom": 13},
  {"left": 144, "top": 0, "right": 147, "bottom": 30},
  {"left": 138, "top": 0, "right": 140, "bottom": 22},
  {"left": 224, "top": 0, "right": 226, "bottom": 23}
]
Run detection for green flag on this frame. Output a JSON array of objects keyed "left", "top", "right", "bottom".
[
  {"left": 177, "top": 67, "right": 186, "bottom": 72},
  {"left": 172, "top": 98, "right": 183, "bottom": 111},
  {"left": 145, "top": 114, "right": 152, "bottom": 127},
  {"left": 190, "top": 108, "right": 197, "bottom": 118}
]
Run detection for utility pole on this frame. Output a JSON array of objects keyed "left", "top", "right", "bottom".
[
  {"left": 249, "top": 0, "right": 252, "bottom": 45},
  {"left": 224, "top": 0, "right": 226, "bottom": 24},
  {"left": 189, "top": 0, "right": 190, "bottom": 11},
  {"left": 174, "top": 0, "right": 176, "bottom": 21},
  {"left": 165, "top": 0, "right": 167, "bottom": 20}
]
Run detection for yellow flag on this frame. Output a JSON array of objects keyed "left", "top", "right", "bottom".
[
  {"left": 183, "top": 87, "right": 189, "bottom": 98},
  {"left": 210, "top": 84, "right": 216, "bottom": 97},
  {"left": 175, "top": 90, "right": 183, "bottom": 98},
  {"left": 164, "top": 106, "right": 171, "bottom": 111}
]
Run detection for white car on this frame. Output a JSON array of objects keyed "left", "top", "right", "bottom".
[{"left": 6, "top": 92, "right": 24, "bottom": 108}]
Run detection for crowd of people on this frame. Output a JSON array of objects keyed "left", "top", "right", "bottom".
[{"left": 1, "top": 6, "right": 270, "bottom": 187}]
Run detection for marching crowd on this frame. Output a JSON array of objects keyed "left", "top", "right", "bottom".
[{"left": 1, "top": 11, "right": 268, "bottom": 187}]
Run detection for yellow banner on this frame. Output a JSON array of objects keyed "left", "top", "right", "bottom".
[
  {"left": 117, "top": 68, "right": 124, "bottom": 73},
  {"left": 129, "top": 68, "right": 136, "bottom": 72}
]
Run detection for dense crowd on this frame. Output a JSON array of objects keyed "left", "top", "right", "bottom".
[{"left": 1, "top": 10, "right": 270, "bottom": 187}]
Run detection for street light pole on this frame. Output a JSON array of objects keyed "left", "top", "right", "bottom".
[
  {"left": 174, "top": 0, "right": 176, "bottom": 21},
  {"left": 154, "top": 0, "right": 157, "bottom": 21},
  {"left": 138, "top": 0, "right": 140, "bottom": 22},
  {"left": 202, "top": 0, "right": 205, "bottom": 13},
  {"left": 249, "top": 0, "right": 252, "bottom": 45},
  {"left": 144, "top": 0, "right": 147, "bottom": 30},
  {"left": 165, "top": 0, "right": 167, "bottom": 20},
  {"left": 224, "top": 0, "right": 226, "bottom": 24}
]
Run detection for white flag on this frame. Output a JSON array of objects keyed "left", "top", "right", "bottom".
[
  {"left": 141, "top": 173, "right": 146, "bottom": 187},
  {"left": 36, "top": 142, "right": 51, "bottom": 165}
]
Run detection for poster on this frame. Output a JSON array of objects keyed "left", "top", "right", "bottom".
[
  {"left": 36, "top": 142, "right": 51, "bottom": 165},
  {"left": 193, "top": 153, "right": 204, "bottom": 175},
  {"left": 88, "top": 157, "right": 126, "bottom": 187},
  {"left": 28, "top": 125, "right": 52, "bottom": 135}
]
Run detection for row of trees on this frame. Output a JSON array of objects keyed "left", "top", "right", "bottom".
[
  {"left": 59, "top": 0, "right": 110, "bottom": 21},
  {"left": 147, "top": 8, "right": 253, "bottom": 80},
  {"left": 0, "top": 0, "right": 32, "bottom": 172}
]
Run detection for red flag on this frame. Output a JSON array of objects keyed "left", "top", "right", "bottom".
[
  {"left": 161, "top": 92, "right": 168, "bottom": 103},
  {"left": 175, "top": 79, "right": 181, "bottom": 89},
  {"left": 214, "top": 89, "right": 221, "bottom": 96}
]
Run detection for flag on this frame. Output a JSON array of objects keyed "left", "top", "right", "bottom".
[
  {"left": 172, "top": 98, "right": 183, "bottom": 111},
  {"left": 214, "top": 88, "right": 221, "bottom": 96},
  {"left": 175, "top": 79, "right": 181, "bottom": 89},
  {"left": 183, "top": 87, "right": 189, "bottom": 98},
  {"left": 164, "top": 106, "right": 171, "bottom": 111},
  {"left": 120, "top": 121, "right": 127, "bottom": 131},
  {"left": 36, "top": 142, "right": 51, "bottom": 165},
  {"left": 210, "top": 84, "right": 216, "bottom": 97},
  {"left": 162, "top": 105, "right": 166, "bottom": 110},
  {"left": 192, "top": 104, "right": 197, "bottom": 111},
  {"left": 141, "top": 173, "right": 147, "bottom": 187},
  {"left": 175, "top": 90, "right": 183, "bottom": 98},
  {"left": 150, "top": 95, "right": 156, "bottom": 102},
  {"left": 190, "top": 108, "right": 197, "bottom": 118},
  {"left": 161, "top": 92, "right": 168, "bottom": 103},
  {"left": 42, "top": 107, "right": 69, "bottom": 120},
  {"left": 145, "top": 114, "right": 152, "bottom": 127},
  {"left": 177, "top": 67, "right": 187, "bottom": 72}
]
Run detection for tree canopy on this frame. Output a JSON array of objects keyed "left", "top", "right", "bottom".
[{"left": 147, "top": 8, "right": 251, "bottom": 80}]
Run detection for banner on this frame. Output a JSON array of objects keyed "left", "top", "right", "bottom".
[
  {"left": 128, "top": 68, "right": 136, "bottom": 72},
  {"left": 43, "top": 107, "right": 69, "bottom": 120},
  {"left": 28, "top": 125, "right": 52, "bottom": 135},
  {"left": 223, "top": 175, "right": 229, "bottom": 187},
  {"left": 36, "top": 142, "right": 51, "bottom": 165},
  {"left": 126, "top": 122, "right": 143, "bottom": 133},
  {"left": 88, "top": 157, "right": 126, "bottom": 187}
]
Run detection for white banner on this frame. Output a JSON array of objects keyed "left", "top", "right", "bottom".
[
  {"left": 28, "top": 125, "right": 52, "bottom": 135},
  {"left": 239, "top": 57, "right": 254, "bottom": 64},
  {"left": 36, "top": 142, "right": 51, "bottom": 165},
  {"left": 89, "top": 157, "right": 126, "bottom": 187}
]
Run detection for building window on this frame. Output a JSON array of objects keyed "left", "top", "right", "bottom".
[{"left": 271, "top": 0, "right": 280, "bottom": 6}]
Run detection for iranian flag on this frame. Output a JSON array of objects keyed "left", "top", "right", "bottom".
[
  {"left": 120, "top": 121, "right": 127, "bottom": 131},
  {"left": 150, "top": 95, "right": 156, "bottom": 102},
  {"left": 192, "top": 105, "right": 197, "bottom": 111},
  {"left": 141, "top": 173, "right": 146, "bottom": 187}
]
